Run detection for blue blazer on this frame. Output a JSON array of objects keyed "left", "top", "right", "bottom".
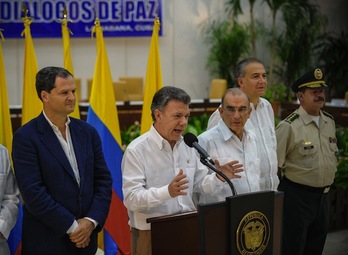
[{"left": 12, "top": 113, "right": 112, "bottom": 255}]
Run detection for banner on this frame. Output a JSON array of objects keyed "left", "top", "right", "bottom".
[{"left": 0, "top": 0, "right": 163, "bottom": 38}]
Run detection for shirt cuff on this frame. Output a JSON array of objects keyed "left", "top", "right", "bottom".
[
  {"left": 157, "top": 184, "right": 172, "bottom": 201},
  {"left": 84, "top": 217, "right": 98, "bottom": 229},
  {"left": 66, "top": 220, "right": 78, "bottom": 234}
]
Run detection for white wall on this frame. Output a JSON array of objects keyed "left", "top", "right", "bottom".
[{"left": 2, "top": 0, "right": 347, "bottom": 105}]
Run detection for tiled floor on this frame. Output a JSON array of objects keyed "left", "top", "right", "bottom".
[
  {"left": 96, "top": 228, "right": 348, "bottom": 255},
  {"left": 323, "top": 228, "right": 348, "bottom": 255}
]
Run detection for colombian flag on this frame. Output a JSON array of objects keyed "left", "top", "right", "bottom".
[
  {"left": 0, "top": 29, "right": 23, "bottom": 255},
  {"left": 8, "top": 204, "right": 23, "bottom": 255},
  {"left": 87, "top": 18, "right": 131, "bottom": 255},
  {"left": 21, "top": 14, "right": 41, "bottom": 125},
  {"left": 61, "top": 8, "right": 80, "bottom": 119},
  {"left": 0, "top": 31, "right": 13, "bottom": 152},
  {"left": 140, "top": 17, "right": 163, "bottom": 134}
]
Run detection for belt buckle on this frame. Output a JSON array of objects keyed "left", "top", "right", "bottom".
[{"left": 324, "top": 187, "right": 330, "bottom": 193}]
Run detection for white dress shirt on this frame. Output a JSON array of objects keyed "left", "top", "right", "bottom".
[
  {"left": 43, "top": 112, "right": 80, "bottom": 186},
  {"left": 207, "top": 98, "right": 279, "bottom": 191},
  {"left": 247, "top": 98, "right": 279, "bottom": 190},
  {"left": 122, "top": 125, "right": 225, "bottom": 230},
  {"left": 198, "top": 119, "right": 261, "bottom": 204}
]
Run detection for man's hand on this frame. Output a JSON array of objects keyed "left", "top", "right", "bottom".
[
  {"left": 69, "top": 218, "right": 94, "bottom": 248},
  {"left": 215, "top": 159, "right": 243, "bottom": 181},
  {"left": 168, "top": 169, "right": 189, "bottom": 197}
]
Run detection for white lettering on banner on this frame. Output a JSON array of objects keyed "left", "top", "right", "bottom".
[
  {"left": 135, "top": 24, "right": 154, "bottom": 31},
  {"left": 84, "top": 24, "right": 135, "bottom": 32},
  {"left": 0, "top": 0, "right": 158, "bottom": 23},
  {"left": 123, "top": 0, "right": 157, "bottom": 22}
]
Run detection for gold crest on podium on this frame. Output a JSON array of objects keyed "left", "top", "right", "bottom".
[{"left": 236, "top": 211, "right": 270, "bottom": 254}]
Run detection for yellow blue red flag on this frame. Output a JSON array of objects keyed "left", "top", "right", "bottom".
[
  {"left": 0, "top": 32, "right": 13, "bottom": 152},
  {"left": 8, "top": 205, "right": 23, "bottom": 255},
  {"left": 140, "top": 17, "right": 163, "bottom": 134},
  {"left": 61, "top": 7, "right": 80, "bottom": 119},
  {"left": 21, "top": 14, "right": 41, "bottom": 125},
  {"left": 1, "top": 21, "right": 23, "bottom": 255},
  {"left": 87, "top": 18, "right": 131, "bottom": 255}
]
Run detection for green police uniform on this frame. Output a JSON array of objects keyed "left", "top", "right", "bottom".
[{"left": 276, "top": 68, "right": 338, "bottom": 255}]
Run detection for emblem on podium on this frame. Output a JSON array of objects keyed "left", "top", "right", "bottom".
[{"left": 236, "top": 211, "right": 270, "bottom": 254}]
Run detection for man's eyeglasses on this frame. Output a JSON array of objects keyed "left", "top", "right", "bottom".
[{"left": 223, "top": 106, "right": 249, "bottom": 114}]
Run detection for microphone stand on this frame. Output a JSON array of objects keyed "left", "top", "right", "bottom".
[{"left": 200, "top": 156, "right": 237, "bottom": 196}]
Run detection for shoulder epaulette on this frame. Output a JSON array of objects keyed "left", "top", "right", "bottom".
[
  {"left": 285, "top": 112, "right": 299, "bottom": 123},
  {"left": 322, "top": 111, "right": 334, "bottom": 120}
]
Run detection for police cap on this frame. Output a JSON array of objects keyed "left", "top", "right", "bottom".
[{"left": 291, "top": 68, "right": 327, "bottom": 93}]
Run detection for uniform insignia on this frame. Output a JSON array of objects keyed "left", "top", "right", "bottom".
[
  {"left": 322, "top": 111, "right": 334, "bottom": 120},
  {"left": 303, "top": 141, "right": 314, "bottom": 150},
  {"left": 314, "top": 68, "right": 323, "bottom": 80},
  {"left": 285, "top": 113, "right": 299, "bottom": 123}
]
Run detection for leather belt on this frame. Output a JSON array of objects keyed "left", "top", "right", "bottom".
[{"left": 283, "top": 177, "right": 330, "bottom": 193}]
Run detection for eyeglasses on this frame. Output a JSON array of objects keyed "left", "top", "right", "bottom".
[{"left": 223, "top": 106, "right": 249, "bottom": 114}]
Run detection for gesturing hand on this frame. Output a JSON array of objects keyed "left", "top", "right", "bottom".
[
  {"left": 215, "top": 159, "right": 244, "bottom": 181},
  {"left": 168, "top": 169, "right": 189, "bottom": 197},
  {"left": 69, "top": 218, "right": 94, "bottom": 248}
]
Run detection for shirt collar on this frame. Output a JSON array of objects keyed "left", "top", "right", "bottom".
[
  {"left": 218, "top": 117, "right": 254, "bottom": 142},
  {"left": 251, "top": 97, "right": 265, "bottom": 110},
  {"left": 43, "top": 110, "right": 71, "bottom": 131},
  {"left": 218, "top": 118, "right": 235, "bottom": 141},
  {"left": 149, "top": 125, "right": 183, "bottom": 150},
  {"left": 298, "top": 106, "right": 321, "bottom": 126}
]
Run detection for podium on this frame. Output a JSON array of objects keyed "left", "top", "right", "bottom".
[{"left": 147, "top": 191, "right": 283, "bottom": 255}]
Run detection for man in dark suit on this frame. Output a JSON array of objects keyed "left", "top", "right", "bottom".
[{"left": 12, "top": 66, "right": 112, "bottom": 255}]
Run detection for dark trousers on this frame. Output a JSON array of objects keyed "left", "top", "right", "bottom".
[{"left": 278, "top": 178, "right": 329, "bottom": 255}]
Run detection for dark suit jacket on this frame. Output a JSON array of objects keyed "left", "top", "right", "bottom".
[{"left": 12, "top": 113, "right": 112, "bottom": 255}]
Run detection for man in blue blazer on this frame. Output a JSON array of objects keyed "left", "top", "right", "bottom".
[{"left": 12, "top": 66, "right": 112, "bottom": 255}]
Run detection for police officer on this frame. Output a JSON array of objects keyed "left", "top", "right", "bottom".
[{"left": 276, "top": 68, "right": 338, "bottom": 255}]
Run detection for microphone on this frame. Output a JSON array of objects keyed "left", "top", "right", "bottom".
[
  {"left": 184, "top": 133, "right": 215, "bottom": 165},
  {"left": 183, "top": 132, "right": 237, "bottom": 196}
]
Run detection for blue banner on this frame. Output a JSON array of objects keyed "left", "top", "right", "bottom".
[{"left": 0, "top": 0, "right": 163, "bottom": 38}]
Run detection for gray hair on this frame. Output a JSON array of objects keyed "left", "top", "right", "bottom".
[
  {"left": 221, "top": 87, "right": 251, "bottom": 107},
  {"left": 235, "top": 57, "right": 264, "bottom": 81},
  {"left": 151, "top": 86, "right": 191, "bottom": 121}
]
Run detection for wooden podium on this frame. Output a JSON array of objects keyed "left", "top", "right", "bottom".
[{"left": 147, "top": 191, "right": 283, "bottom": 255}]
